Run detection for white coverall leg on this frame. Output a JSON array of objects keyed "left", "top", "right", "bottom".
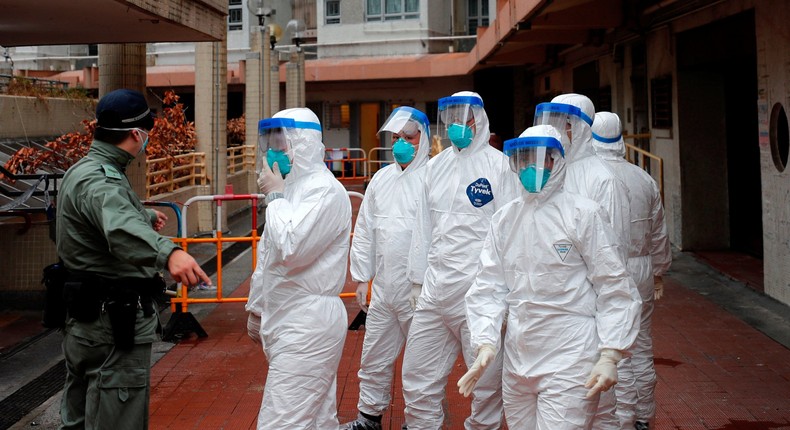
[
  {"left": 258, "top": 299, "right": 347, "bottom": 429},
  {"left": 358, "top": 299, "right": 413, "bottom": 415},
  {"left": 402, "top": 299, "right": 503, "bottom": 430}
]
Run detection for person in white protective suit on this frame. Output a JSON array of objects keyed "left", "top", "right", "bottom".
[
  {"left": 402, "top": 91, "right": 520, "bottom": 429},
  {"left": 591, "top": 112, "right": 672, "bottom": 430},
  {"left": 458, "top": 124, "right": 641, "bottom": 430},
  {"left": 245, "top": 107, "right": 352, "bottom": 430},
  {"left": 342, "top": 107, "right": 432, "bottom": 430},
  {"left": 534, "top": 94, "right": 636, "bottom": 430}
]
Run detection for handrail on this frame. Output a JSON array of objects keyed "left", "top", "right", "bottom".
[
  {"left": 145, "top": 152, "right": 207, "bottom": 198},
  {"left": 227, "top": 145, "right": 256, "bottom": 174},
  {"left": 623, "top": 133, "right": 664, "bottom": 203}
]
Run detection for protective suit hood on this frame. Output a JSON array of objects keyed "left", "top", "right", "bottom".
[
  {"left": 591, "top": 111, "right": 626, "bottom": 160},
  {"left": 507, "top": 125, "right": 566, "bottom": 201},
  {"left": 272, "top": 108, "right": 326, "bottom": 182},
  {"left": 550, "top": 93, "right": 595, "bottom": 163},
  {"left": 378, "top": 106, "right": 431, "bottom": 173},
  {"left": 447, "top": 91, "right": 491, "bottom": 158}
]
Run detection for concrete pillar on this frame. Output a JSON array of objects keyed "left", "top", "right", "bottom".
[
  {"left": 98, "top": 43, "right": 147, "bottom": 198},
  {"left": 245, "top": 30, "right": 263, "bottom": 155},
  {"left": 195, "top": 40, "right": 228, "bottom": 232},
  {"left": 270, "top": 56, "right": 280, "bottom": 114},
  {"left": 285, "top": 49, "right": 305, "bottom": 108}
]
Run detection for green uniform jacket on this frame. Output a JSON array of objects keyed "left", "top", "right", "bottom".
[{"left": 56, "top": 139, "right": 179, "bottom": 344}]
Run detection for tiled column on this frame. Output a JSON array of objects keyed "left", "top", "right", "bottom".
[
  {"left": 285, "top": 48, "right": 305, "bottom": 108},
  {"left": 195, "top": 40, "right": 228, "bottom": 231},
  {"left": 98, "top": 43, "right": 147, "bottom": 198}
]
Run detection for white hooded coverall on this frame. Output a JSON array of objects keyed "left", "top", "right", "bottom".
[
  {"left": 546, "top": 94, "right": 636, "bottom": 429},
  {"left": 592, "top": 112, "right": 672, "bottom": 427},
  {"left": 246, "top": 108, "right": 352, "bottom": 430},
  {"left": 402, "top": 91, "right": 520, "bottom": 429},
  {"left": 466, "top": 125, "right": 641, "bottom": 430},
  {"left": 349, "top": 108, "right": 431, "bottom": 417}
]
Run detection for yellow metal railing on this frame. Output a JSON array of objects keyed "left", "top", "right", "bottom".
[
  {"left": 227, "top": 144, "right": 256, "bottom": 174},
  {"left": 623, "top": 133, "right": 663, "bottom": 202},
  {"left": 146, "top": 152, "right": 207, "bottom": 198}
]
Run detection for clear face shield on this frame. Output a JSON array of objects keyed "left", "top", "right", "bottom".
[
  {"left": 378, "top": 107, "right": 429, "bottom": 166},
  {"left": 533, "top": 102, "right": 591, "bottom": 152},
  {"left": 437, "top": 95, "right": 483, "bottom": 149},
  {"left": 504, "top": 135, "right": 565, "bottom": 193},
  {"left": 257, "top": 118, "right": 297, "bottom": 176}
]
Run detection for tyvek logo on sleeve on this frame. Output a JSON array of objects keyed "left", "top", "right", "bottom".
[{"left": 466, "top": 178, "right": 493, "bottom": 207}]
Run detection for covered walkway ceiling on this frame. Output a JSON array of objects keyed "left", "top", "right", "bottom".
[{"left": 0, "top": 0, "right": 227, "bottom": 47}]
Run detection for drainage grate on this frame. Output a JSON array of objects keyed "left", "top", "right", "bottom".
[{"left": 0, "top": 359, "right": 65, "bottom": 430}]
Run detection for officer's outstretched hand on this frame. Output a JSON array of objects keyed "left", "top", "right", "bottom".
[
  {"left": 167, "top": 249, "right": 212, "bottom": 287},
  {"left": 258, "top": 161, "right": 285, "bottom": 195},
  {"left": 458, "top": 344, "right": 496, "bottom": 397}
]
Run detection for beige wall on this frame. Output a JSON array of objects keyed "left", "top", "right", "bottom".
[
  {"left": 756, "top": 0, "right": 790, "bottom": 305},
  {"left": 0, "top": 95, "right": 94, "bottom": 139}
]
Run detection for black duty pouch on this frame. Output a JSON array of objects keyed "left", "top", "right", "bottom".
[
  {"left": 64, "top": 277, "right": 102, "bottom": 323},
  {"left": 42, "top": 261, "right": 69, "bottom": 329},
  {"left": 105, "top": 287, "right": 140, "bottom": 351}
]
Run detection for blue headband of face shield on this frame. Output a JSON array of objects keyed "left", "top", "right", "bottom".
[
  {"left": 438, "top": 95, "right": 484, "bottom": 111},
  {"left": 391, "top": 106, "right": 430, "bottom": 136},
  {"left": 258, "top": 117, "right": 322, "bottom": 133},
  {"left": 534, "top": 102, "right": 594, "bottom": 127},
  {"left": 503, "top": 136, "right": 565, "bottom": 158},
  {"left": 591, "top": 132, "right": 622, "bottom": 144}
]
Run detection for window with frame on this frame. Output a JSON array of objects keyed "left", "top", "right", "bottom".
[
  {"left": 327, "top": 103, "right": 350, "bottom": 129},
  {"left": 467, "top": 0, "right": 489, "bottom": 35},
  {"left": 367, "top": 0, "right": 419, "bottom": 22},
  {"left": 228, "top": 0, "right": 243, "bottom": 31},
  {"left": 325, "top": 0, "right": 340, "bottom": 24}
]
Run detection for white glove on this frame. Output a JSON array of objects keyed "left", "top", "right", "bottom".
[
  {"left": 409, "top": 283, "right": 422, "bottom": 311},
  {"left": 247, "top": 313, "right": 262, "bottom": 345},
  {"left": 585, "top": 348, "right": 622, "bottom": 398},
  {"left": 654, "top": 275, "right": 664, "bottom": 300},
  {"left": 457, "top": 344, "right": 496, "bottom": 397},
  {"left": 355, "top": 281, "right": 369, "bottom": 312},
  {"left": 258, "top": 161, "right": 285, "bottom": 195}
]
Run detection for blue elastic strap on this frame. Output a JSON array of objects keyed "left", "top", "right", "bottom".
[
  {"left": 591, "top": 132, "right": 621, "bottom": 144},
  {"left": 438, "top": 95, "right": 484, "bottom": 110},
  {"left": 534, "top": 102, "right": 594, "bottom": 126},
  {"left": 503, "top": 136, "right": 565, "bottom": 157}
]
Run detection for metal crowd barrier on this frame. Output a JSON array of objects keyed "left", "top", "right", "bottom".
[
  {"left": 325, "top": 147, "right": 368, "bottom": 180},
  {"left": 161, "top": 191, "right": 367, "bottom": 339},
  {"left": 367, "top": 147, "right": 393, "bottom": 178}
]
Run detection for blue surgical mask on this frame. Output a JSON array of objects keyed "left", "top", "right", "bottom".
[
  {"left": 448, "top": 123, "right": 473, "bottom": 148},
  {"left": 392, "top": 138, "right": 416, "bottom": 165},
  {"left": 519, "top": 164, "right": 551, "bottom": 193},
  {"left": 267, "top": 148, "right": 292, "bottom": 177}
]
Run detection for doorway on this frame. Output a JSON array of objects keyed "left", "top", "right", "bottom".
[{"left": 676, "top": 10, "right": 761, "bottom": 257}]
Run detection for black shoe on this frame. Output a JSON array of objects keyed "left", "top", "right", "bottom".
[
  {"left": 635, "top": 421, "right": 650, "bottom": 430},
  {"left": 341, "top": 414, "right": 382, "bottom": 430}
]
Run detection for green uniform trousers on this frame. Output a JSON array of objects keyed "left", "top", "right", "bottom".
[{"left": 60, "top": 333, "right": 152, "bottom": 430}]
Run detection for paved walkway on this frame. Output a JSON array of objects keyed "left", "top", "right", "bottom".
[{"left": 145, "top": 251, "right": 790, "bottom": 430}]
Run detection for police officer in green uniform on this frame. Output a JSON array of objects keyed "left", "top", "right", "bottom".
[{"left": 56, "top": 89, "right": 211, "bottom": 430}]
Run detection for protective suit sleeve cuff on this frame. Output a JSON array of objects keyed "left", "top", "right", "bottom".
[
  {"left": 156, "top": 242, "right": 181, "bottom": 271},
  {"left": 600, "top": 348, "right": 623, "bottom": 363},
  {"left": 478, "top": 344, "right": 496, "bottom": 354}
]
